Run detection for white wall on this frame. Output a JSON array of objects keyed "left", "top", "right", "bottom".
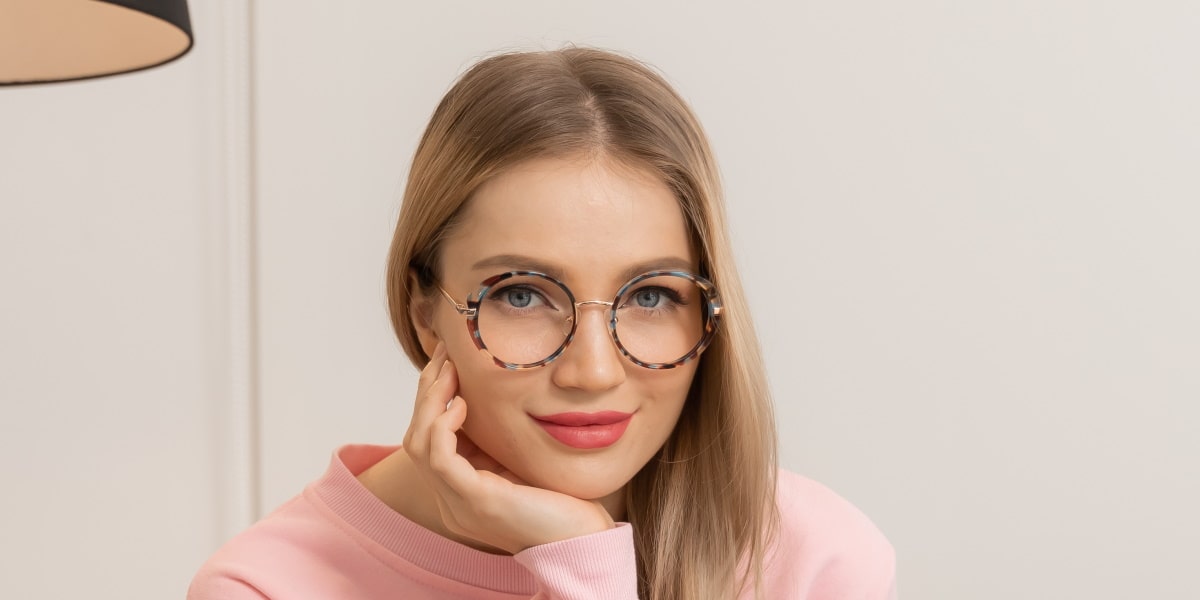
[
  {"left": 2, "top": 1, "right": 1196, "bottom": 598},
  {"left": 0, "top": 2, "right": 255, "bottom": 598}
]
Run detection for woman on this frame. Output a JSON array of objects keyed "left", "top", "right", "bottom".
[{"left": 190, "top": 47, "right": 896, "bottom": 599}]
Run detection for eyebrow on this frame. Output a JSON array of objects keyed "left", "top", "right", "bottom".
[{"left": 470, "top": 254, "right": 696, "bottom": 284}]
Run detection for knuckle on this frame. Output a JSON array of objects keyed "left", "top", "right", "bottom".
[
  {"left": 470, "top": 495, "right": 504, "bottom": 522},
  {"left": 418, "top": 359, "right": 442, "bottom": 385},
  {"left": 427, "top": 453, "right": 453, "bottom": 477},
  {"left": 417, "top": 374, "right": 435, "bottom": 392},
  {"left": 422, "top": 379, "right": 448, "bottom": 404},
  {"left": 403, "top": 436, "right": 427, "bottom": 460},
  {"left": 442, "top": 516, "right": 471, "bottom": 538}
]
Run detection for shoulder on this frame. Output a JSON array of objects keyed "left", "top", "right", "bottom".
[
  {"left": 763, "top": 469, "right": 897, "bottom": 599},
  {"left": 189, "top": 445, "right": 444, "bottom": 600},
  {"left": 187, "top": 492, "right": 365, "bottom": 599},
  {"left": 773, "top": 468, "right": 892, "bottom": 554},
  {"left": 188, "top": 494, "right": 331, "bottom": 597}
]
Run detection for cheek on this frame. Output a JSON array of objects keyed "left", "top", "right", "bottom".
[
  {"left": 611, "top": 366, "right": 698, "bottom": 447},
  {"left": 455, "top": 366, "right": 537, "bottom": 457},
  {"left": 433, "top": 309, "right": 487, "bottom": 370},
  {"left": 433, "top": 311, "right": 504, "bottom": 404},
  {"left": 441, "top": 335, "right": 527, "bottom": 420},
  {"left": 655, "top": 362, "right": 699, "bottom": 404},
  {"left": 648, "top": 369, "right": 697, "bottom": 426},
  {"left": 644, "top": 367, "right": 699, "bottom": 440}
]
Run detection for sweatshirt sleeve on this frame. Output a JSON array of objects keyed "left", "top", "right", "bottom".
[{"left": 513, "top": 522, "right": 639, "bottom": 600}]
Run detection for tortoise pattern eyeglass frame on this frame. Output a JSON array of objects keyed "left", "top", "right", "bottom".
[{"left": 434, "top": 270, "right": 723, "bottom": 370}]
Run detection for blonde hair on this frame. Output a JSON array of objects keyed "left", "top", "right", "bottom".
[{"left": 385, "top": 47, "right": 778, "bottom": 599}]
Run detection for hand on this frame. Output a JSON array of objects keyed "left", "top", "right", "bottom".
[{"left": 402, "top": 342, "right": 616, "bottom": 554}]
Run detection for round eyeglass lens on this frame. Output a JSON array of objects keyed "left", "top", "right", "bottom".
[
  {"left": 475, "top": 274, "right": 574, "bottom": 366},
  {"left": 613, "top": 274, "right": 709, "bottom": 365}
]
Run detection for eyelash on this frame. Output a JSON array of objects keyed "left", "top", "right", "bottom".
[
  {"left": 621, "top": 286, "right": 688, "bottom": 310},
  {"left": 486, "top": 285, "right": 554, "bottom": 310}
]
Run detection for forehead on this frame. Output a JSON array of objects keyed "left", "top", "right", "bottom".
[{"left": 441, "top": 156, "right": 696, "bottom": 291}]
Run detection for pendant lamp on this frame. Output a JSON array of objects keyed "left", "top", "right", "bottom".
[{"left": 0, "top": 0, "right": 193, "bottom": 86}]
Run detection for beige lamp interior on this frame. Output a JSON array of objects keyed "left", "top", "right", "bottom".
[{"left": 0, "top": 0, "right": 193, "bottom": 85}]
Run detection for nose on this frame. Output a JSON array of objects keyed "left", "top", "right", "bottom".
[{"left": 550, "top": 302, "right": 627, "bottom": 392}]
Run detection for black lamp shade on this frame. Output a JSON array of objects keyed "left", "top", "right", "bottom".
[{"left": 0, "top": 0, "right": 193, "bottom": 85}]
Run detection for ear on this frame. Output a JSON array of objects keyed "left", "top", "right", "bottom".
[{"left": 408, "top": 268, "right": 440, "bottom": 358}]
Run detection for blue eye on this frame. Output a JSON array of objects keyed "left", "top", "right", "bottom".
[
  {"left": 486, "top": 284, "right": 552, "bottom": 312},
  {"left": 634, "top": 289, "right": 662, "bottom": 308},
  {"left": 507, "top": 288, "right": 533, "bottom": 308}
]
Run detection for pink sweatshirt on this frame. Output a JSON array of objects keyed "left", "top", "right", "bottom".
[{"left": 188, "top": 445, "right": 896, "bottom": 599}]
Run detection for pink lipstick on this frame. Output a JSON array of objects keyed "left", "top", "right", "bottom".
[{"left": 532, "top": 411, "right": 633, "bottom": 449}]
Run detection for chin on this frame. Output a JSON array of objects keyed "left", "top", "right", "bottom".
[
  {"left": 516, "top": 456, "right": 638, "bottom": 501},
  {"left": 545, "top": 477, "right": 627, "bottom": 502}
]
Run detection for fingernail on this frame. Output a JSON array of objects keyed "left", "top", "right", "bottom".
[{"left": 445, "top": 397, "right": 454, "bottom": 411}]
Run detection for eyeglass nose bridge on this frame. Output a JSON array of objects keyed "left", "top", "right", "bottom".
[{"left": 563, "top": 299, "right": 615, "bottom": 325}]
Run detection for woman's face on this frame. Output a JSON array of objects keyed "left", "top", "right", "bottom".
[{"left": 417, "top": 155, "right": 701, "bottom": 510}]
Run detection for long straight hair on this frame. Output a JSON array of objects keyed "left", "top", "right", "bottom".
[{"left": 385, "top": 47, "right": 778, "bottom": 599}]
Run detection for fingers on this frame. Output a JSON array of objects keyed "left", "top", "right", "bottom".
[
  {"left": 403, "top": 342, "right": 454, "bottom": 454},
  {"left": 427, "top": 394, "right": 478, "bottom": 499},
  {"left": 416, "top": 341, "right": 446, "bottom": 389},
  {"left": 428, "top": 399, "right": 530, "bottom": 498}
]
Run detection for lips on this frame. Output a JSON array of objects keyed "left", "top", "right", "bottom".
[{"left": 532, "top": 411, "right": 634, "bottom": 449}]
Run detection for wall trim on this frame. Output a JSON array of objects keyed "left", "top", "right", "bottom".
[{"left": 212, "top": 0, "right": 260, "bottom": 538}]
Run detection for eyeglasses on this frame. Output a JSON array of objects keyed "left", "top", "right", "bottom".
[{"left": 436, "top": 270, "right": 723, "bottom": 370}]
